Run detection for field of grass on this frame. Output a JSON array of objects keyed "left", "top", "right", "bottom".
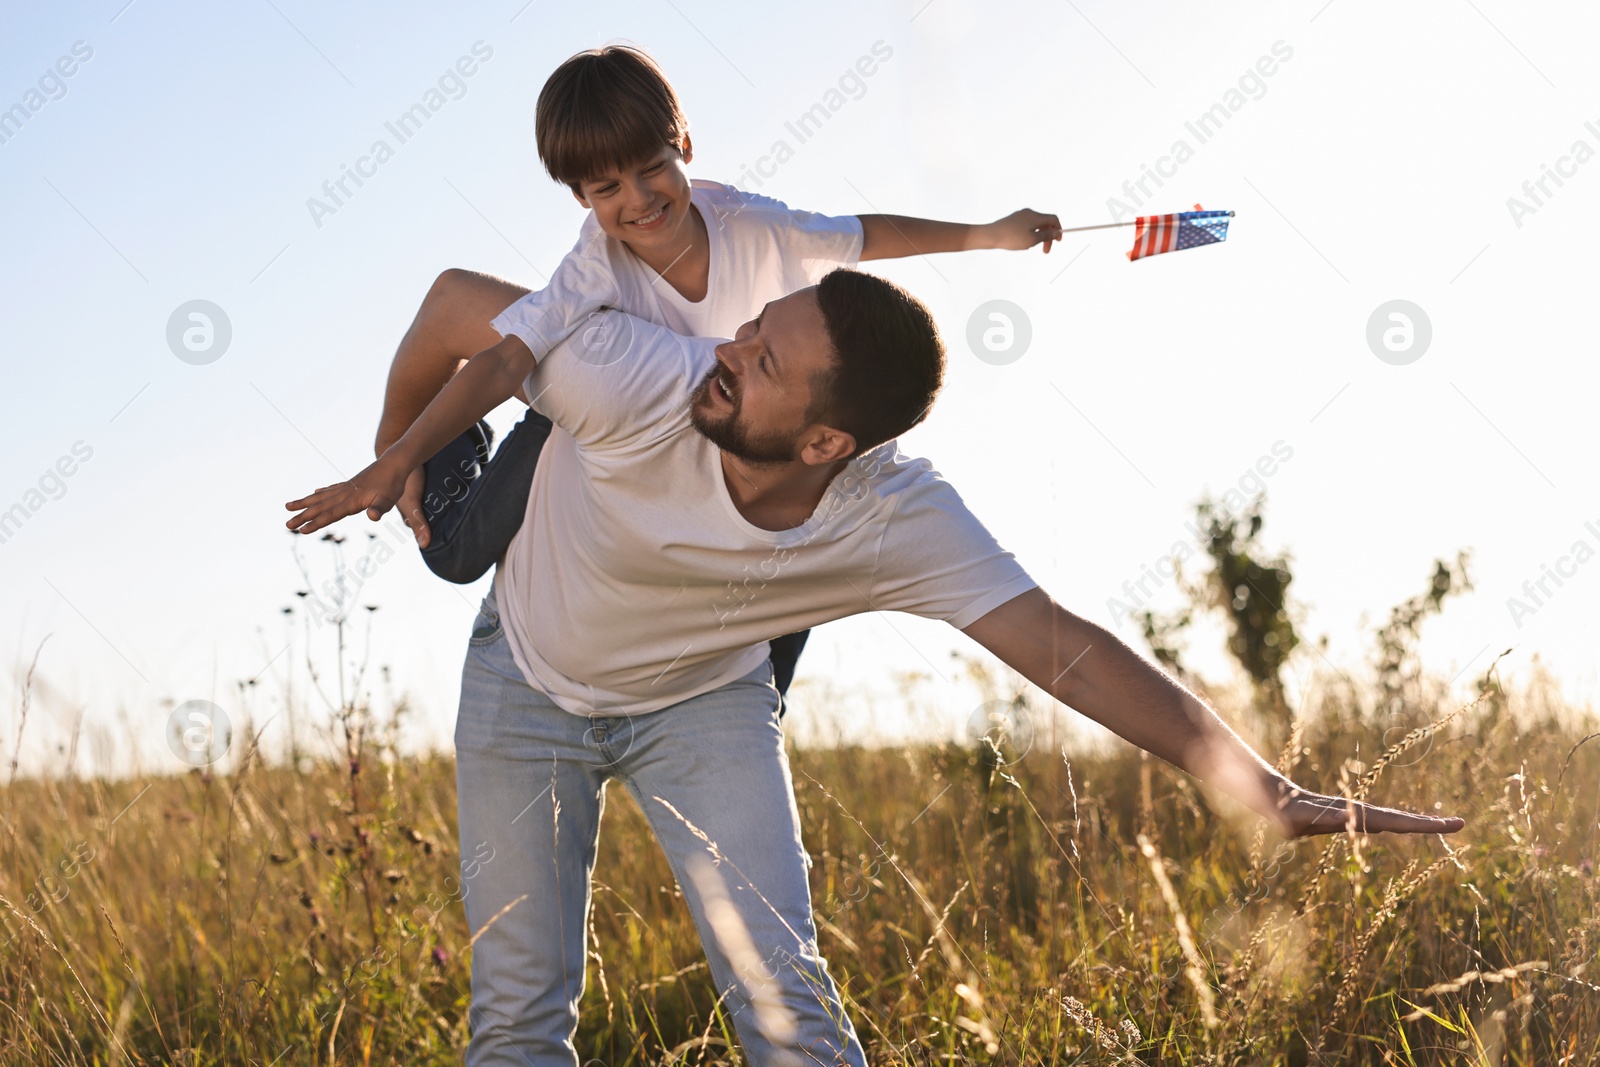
[{"left": 3, "top": 656, "right": 1596, "bottom": 1067}]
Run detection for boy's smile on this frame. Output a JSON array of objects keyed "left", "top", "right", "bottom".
[
  {"left": 574, "top": 141, "right": 698, "bottom": 255},
  {"left": 627, "top": 204, "right": 669, "bottom": 230}
]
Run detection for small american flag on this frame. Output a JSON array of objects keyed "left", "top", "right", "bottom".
[{"left": 1126, "top": 205, "right": 1233, "bottom": 261}]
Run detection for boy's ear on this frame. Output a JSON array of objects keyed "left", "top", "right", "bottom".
[
  {"left": 680, "top": 132, "right": 693, "bottom": 166},
  {"left": 571, "top": 188, "right": 592, "bottom": 210}
]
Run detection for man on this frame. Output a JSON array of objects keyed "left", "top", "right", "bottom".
[{"left": 286, "top": 269, "right": 1463, "bottom": 1065}]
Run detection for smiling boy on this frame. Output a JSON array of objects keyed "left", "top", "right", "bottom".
[{"left": 376, "top": 44, "right": 1063, "bottom": 696}]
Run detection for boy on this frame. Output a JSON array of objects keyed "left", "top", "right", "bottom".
[{"left": 376, "top": 44, "right": 1063, "bottom": 696}]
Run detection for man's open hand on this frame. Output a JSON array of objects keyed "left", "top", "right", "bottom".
[
  {"left": 988, "top": 208, "right": 1064, "bottom": 254},
  {"left": 1274, "top": 784, "right": 1465, "bottom": 839},
  {"left": 285, "top": 459, "right": 409, "bottom": 537}
]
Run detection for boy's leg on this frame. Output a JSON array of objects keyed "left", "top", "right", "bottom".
[
  {"left": 420, "top": 409, "right": 553, "bottom": 584},
  {"left": 380, "top": 269, "right": 534, "bottom": 550},
  {"left": 387, "top": 269, "right": 554, "bottom": 583},
  {"left": 767, "top": 629, "right": 811, "bottom": 709},
  {"left": 453, "top": 587, "right": 606, "bottom": 1067},
  {"left": 616, "top": 664, "right": 867, "bottom": 1067}
]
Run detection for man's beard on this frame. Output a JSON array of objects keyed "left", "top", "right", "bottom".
[{"left": 688, "top": 365, "right": 799, "bottom": 465}]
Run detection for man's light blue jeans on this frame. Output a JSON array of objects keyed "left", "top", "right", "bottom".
[{"left": 453, "top": 585, "right": 866, "bottom": 1066}]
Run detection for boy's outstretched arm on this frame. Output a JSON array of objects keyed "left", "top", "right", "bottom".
[
  {"left": 962, "top": 588, "right": 1467, "bottom": 838},
  {"left": 377, "top": 269, "right": 532, "bottom": 547},
  {"left": 287, "top": 335, "right": 534, "bottom": 537},
  {"left": 858, "top": 208, "right": 1063, "bottom": 260}
]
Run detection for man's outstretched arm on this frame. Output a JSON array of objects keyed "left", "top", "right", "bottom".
[
  {"left": 377, "top": 269, "right": 532, "bottom": 546},
  {"left": 961, "top": 588, "right": 1466, "bottom": 838}
]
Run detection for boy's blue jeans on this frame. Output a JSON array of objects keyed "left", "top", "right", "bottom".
[
  {"left": 422, "top": 414, "right": 811, "bottom": 704},
  {"left": 454, "top": 584, "right": 866, "bottom": 1067}
]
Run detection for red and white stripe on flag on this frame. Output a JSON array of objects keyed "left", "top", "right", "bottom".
[{"left": 1127, "top": 203, "right": 1205, "bottom": 261}]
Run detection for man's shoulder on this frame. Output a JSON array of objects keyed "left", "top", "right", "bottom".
[
  {"left": 843, "top": 442, "right": 954, "bottom": 503},
  {"left": 828, "top": 443, "right": 1022, "bottom": 606}
]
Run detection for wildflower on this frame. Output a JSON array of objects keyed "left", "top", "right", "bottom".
[
  {"left": 431, "top": 946, "right": 451, "bottom": 967},
  {"left": 1061, "top": 996, "right": 1119, "bottom": 1051}
]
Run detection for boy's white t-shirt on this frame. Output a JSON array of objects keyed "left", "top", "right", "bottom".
[
  {"left": 501, "top": 179, "right": 864, "bottom": 350},
  {"left": 485, "top": 311, "right": 1038, "bottom": 716}
]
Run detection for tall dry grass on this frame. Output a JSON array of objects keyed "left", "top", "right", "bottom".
[{"left": 2, "top": 653, "right": 1595, "bottom": 1066}]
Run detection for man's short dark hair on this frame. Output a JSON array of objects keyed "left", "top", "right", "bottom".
[
  {"left": 809, "top": 269, "right": 946, "bottom": 457},
  {"left": 535, "top": 45, "right": 689, "bottom": 195}
]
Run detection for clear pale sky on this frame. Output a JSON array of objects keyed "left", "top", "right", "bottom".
[{"left": 3, "top": 0, "right": 1596, "bottom": 776}]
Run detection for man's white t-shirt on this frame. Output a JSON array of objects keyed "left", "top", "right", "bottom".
[
  {"left": 503, "top": 179, "right": 864, "bottom": 351},
  {"left": 485, "top": 310, "right": 1039, "bottom": 717}
]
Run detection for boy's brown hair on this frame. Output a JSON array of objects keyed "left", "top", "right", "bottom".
[{"left": 535, "top": 45, "right": 689, "bottom": 195}]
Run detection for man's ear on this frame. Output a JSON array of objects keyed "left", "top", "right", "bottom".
[{"left": 798, "top": 425, "right": 856, "bottom": 466}]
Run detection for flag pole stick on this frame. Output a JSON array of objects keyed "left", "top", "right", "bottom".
[
  {"left": 1058, "top": 210, "right": 1236, "bottom": 234},
  {"left": 1059, "top": 221, "right": 1137, "bottom": 233}
]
